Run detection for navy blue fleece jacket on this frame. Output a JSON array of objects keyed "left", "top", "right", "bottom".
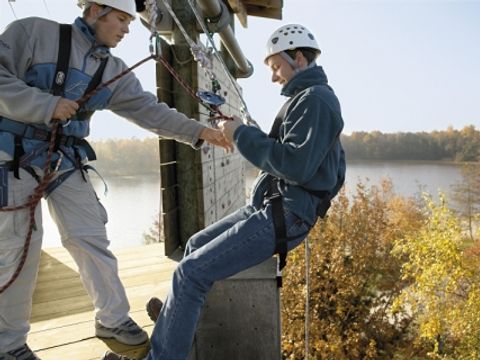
[{"left": 234, "top": 65, "right": 346, "bottom": 226}]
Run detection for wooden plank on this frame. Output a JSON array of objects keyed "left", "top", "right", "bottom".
[
  {"left": 30, "top": 306, "right": 159, "bottom": 351},
  {"left": 41, "top": 243, "right": 165, "bottom": 260},
  {"left": 33, "top": 264, "right": 176, "bottom": 305},
  {"left": 35, "top": 336, "right": 151, "bottom": 360},
  {"left": 27, "top": 245, "right": 178, "bottom": 360},
  {"left": 36, "top": 253, "right": 173, "bottom": 282},
  {"left": 31, "top": 279, "right": 172, "bottom": 321}
]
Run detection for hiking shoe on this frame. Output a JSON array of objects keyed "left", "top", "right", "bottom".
[
  {"left": 101, "top": 351, "right": 134, "bottom": 360},
  {"left": 146, "top": 297, "right": 163, "bottom": 323},
  {"left": 95, "top": 317, "right": 148, "bottom": 345},
  {"left": 1, "top": 344, "right": 41, "bottom": 360}
]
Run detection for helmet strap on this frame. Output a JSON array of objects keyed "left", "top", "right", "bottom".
[
  {"left": 280, "top": 51, "right": 316, "bottom": 75},
  {"left": 95, "top": 6, "right": 113, "bottom": 20},
  {"left": 280, "top": 51, "right": 300, "bottom": 72},
  {"left": 86, "top": 3, "right": 113, "bottom": 25}
]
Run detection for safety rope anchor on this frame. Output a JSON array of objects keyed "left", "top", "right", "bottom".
[{"left": 196, "top": 90, "right": 225, "bottom": 107}]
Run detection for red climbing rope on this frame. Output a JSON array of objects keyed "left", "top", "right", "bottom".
[
  {"left": 0, "top": 51, "right": 233, "bottom": 294},
  {"left": 0, "top": 54, "right": 159, "bottom": 294}
]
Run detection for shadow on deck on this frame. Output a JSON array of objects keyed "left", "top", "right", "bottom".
[{"left": 29, "top": 243, "right": 176, "bottom": 360}]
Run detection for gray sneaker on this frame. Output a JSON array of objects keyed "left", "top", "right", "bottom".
[
  {"left": 95, "top": 317, "right": 148, "bottom": 346},
  {"left": 101, "top": 351, "right": 134, "bottom": 360},
  {"left": 0, "top": 344, "right": 41, "bottom": 360}
]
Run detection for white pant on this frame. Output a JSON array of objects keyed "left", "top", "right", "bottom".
[{"left": 0, "top": 169, "right": 130, "bottom": 352}]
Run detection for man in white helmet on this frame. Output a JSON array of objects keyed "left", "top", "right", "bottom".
[
  {"left": 102, "top": 23, "right": 346, "bottom": 360},
  {"left": 0, "top": 1, "right": 231, "bottom": 359}
]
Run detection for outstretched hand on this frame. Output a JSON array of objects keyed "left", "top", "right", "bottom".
[
  {"left": 200, "top": 127, "right": 234, "bottom": 152},
  {"left": 218, "top": 115, "right": 244, "bottom": 142}
]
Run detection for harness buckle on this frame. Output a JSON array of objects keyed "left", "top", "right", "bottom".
[
  {"left": 31, "top": 128, "right": 50, "bottom": 141},
  {"left": 264, "top": 192, "right": 281, "bottom": 203},
  {"left": 0, "top": 164, "right": 8, "bottom": 207}
]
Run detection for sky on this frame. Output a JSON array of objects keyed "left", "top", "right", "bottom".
[{"left": 1, "top": 0, "right": 479, "bottom": 139}]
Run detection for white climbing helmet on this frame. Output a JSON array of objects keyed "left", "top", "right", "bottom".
[
  {"left": 264, "top": 24, "right": 321, "bottom": 64},
  {"left": 77, "top": 0, "right": 137, "bottom": 19}
]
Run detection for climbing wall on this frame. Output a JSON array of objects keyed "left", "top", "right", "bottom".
[{"left": 196, "top": 56, "right": 247, "bottom": 227}]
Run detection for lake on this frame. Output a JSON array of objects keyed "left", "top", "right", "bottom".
[
  {"left": 41, "top": 175, "right": 161, "bottom": 249},
  {"left": 41, "top": 161, "right": 464, "bottom": 249}
]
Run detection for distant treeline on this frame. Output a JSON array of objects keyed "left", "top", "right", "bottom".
[
  {"left": 89, "top": 137, "right": 160, "bottom": 177},
  {"left": 341, "top": 125, "right": 479, "bottom": 162},
  {"left": 88, "top": 125, "right": 479, "bottom": 177}
]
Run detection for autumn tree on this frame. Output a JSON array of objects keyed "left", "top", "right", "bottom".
[
  {"left": 391, "top": 194, "right": 480, "bottom": 359},
  {"left": 281, "top": 180, "right": 424, "bottom": 359}
]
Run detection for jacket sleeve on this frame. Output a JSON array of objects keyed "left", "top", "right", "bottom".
[
  {"left": 0, "top": 19, "right": 59, "bottom": 125},
  {"left": 234, "top": 92, "right": 344, "bottom": 185},
  {"left": 108, "top": 69, "right": 206, "bottom": 148}
]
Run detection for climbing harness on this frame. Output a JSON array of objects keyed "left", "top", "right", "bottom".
[
  {"left": 1, "top": 0, "right": 256, "bottom": 294},
  {"left": 267, "top": 92, "right": 344, "bottom": 359},
  {"left": 266, "top": 97, "right": 333, "bottom": 275},
  {"left": 0, "top": 24, "right": 156, "bottom": 294},
  {"left": 265, "top": 92, "right": 338, "bottom": 358}
]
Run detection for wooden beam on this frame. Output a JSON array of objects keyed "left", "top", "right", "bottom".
[
  {"left": 227, "top": 0, "right": 248, "bottom": 28},
  {"left": 246, "top": 5, "right": 282, "bottom": 20},
  {"left": 244, "top": 0, "right": 282, "bottom": 8}
]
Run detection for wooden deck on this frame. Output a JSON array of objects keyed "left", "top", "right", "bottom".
[{"left": 29, "top": 244, "right": 177, "bottom": 360}]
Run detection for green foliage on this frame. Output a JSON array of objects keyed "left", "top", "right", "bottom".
[
  {"left": 342, "top": 125, "right": 480, "bottom": 162},
  {"left": 391, "top": 194, "right": 480, "bottom": 359},
  {"left": 281, "top": 180, "right": 424, "bottom": 359}
]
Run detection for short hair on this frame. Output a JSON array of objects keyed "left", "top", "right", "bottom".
[
  {"left": 82, "top": 2, "right": 93, "bottom": 17},
  {"left": 82, "top": 2, "right": 109, "bottom": 18},
  {"left": 285, "top": 47, "right": 319, "bottom": 64}
]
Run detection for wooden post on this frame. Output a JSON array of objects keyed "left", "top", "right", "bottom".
[
  {"left": 171, "top": 0, "right": 204, "bottom": 249},
  {"left": 156, "top": 36, "right": 180, "bottom": 256}
]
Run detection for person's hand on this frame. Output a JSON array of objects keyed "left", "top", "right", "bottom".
[
  {"left": 52, "top": 98, "right": 79, "bottom": 121},
  {"left": 218, "top": 115, "right": 244, "bottom": 142},
  {"left": 200, "top": 127, "right": 234, "bottom": 152}
]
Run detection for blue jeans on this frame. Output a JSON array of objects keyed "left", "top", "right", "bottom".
[{"left": 145, "top": 204, "right": 311, "bottom": 360}]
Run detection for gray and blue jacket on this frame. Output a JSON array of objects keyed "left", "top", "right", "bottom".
[
  {"left": 0, "top": 17, "right": 206, "bottom": 171},
  {"left": 234, "top": 66, "right": 346, "bottom": 226}
]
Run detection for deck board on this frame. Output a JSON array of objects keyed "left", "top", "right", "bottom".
[{"left": 29, "top": 243, "right": 177, "bottom": 360}]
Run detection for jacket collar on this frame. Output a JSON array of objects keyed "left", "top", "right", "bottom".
[
  {"left": 281, "top": 65, "right": 329, "bottom": 97},
  {"left": 74, "top": 17, "right": 111, "bottom": 59}
]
